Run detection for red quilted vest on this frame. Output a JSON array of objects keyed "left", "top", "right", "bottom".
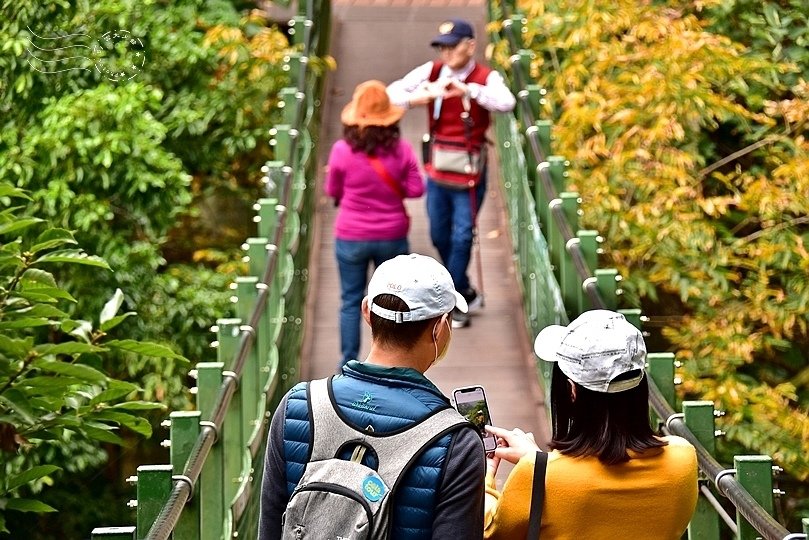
[{"left": 425, "top": 61, "right": 492, "bottom": 187}]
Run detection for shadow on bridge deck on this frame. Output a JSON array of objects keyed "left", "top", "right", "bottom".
[{"left": 296, "top": 0, "right": 549, "bottom": 474}]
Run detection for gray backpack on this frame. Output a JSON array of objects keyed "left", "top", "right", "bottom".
[{"left": 281, "top": 377, "right": 468, "bottom": 540}]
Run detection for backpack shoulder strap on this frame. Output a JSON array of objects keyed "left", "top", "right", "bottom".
[
  {"left": 308, "top": 377, "right": 368, "bottom": 461},
  {"left": 527, "top": 451, "right": 548, "bottom": 539},
  {"left": 308, "top": 378, "right": 468, "bottom": 488},
  {"left": 368, "top": 407, "right": 467, "bottom": 488}
]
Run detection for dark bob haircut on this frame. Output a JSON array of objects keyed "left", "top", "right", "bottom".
[{"left": 548, "top": 363, "right": 667, "bottom": 464}]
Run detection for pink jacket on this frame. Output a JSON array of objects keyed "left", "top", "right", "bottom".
[{"left": 325, "top": 139, "right": 425, "bottom": 241}]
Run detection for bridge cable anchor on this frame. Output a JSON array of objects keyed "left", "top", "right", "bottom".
[
  {"left": 714, "top": 468, "right": 737, "bottom": 497},
  {"left": 172, "top": 474, "right": 195, "bottom": 501},
  {"left": 665, "top": 412, "right": 684, "bottom": 432}
]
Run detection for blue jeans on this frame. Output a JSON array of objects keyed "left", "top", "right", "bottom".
[
  {"left": 426, "top": 173, "right": 487, "bottom": 292},
  {"left": 335, "top": 237, "right": 409, "bottom": 367}
]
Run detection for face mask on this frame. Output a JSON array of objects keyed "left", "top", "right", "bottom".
[{"left": 432, "top": 317, "right": 451, "bottom": 366}]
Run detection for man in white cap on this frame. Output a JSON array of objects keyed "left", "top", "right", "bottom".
[
  {"left": 387, "top": 19, "right": 516, "bottom": 329},
  {"left": 482, "top": 310, "right": 698, "bottom": 539},
  {"left": 259, "top": 254, "right": 485, "bottom": 540}
]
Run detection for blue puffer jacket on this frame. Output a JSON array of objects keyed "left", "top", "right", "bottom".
[{"left": 282, "top": 361, "right": 456, "bottom": 539}]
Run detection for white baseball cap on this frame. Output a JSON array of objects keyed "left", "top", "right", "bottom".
[
  {"left": 367, "top": 254, "right": 468, "bottom": 323},
  {"left": 533, "top": 310, "right": 647, "bottom": 393}
]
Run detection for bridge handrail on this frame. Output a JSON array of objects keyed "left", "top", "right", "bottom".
[
  {"left": 488, "top": 2, "right": 807, "bottom": 539},
  {"left": 89, "top": 0, "right": 330, "bottom": 538}
]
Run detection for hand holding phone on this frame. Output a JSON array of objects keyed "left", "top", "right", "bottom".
[
  {"left": 452, "top": 385, "right": 497, "bottom": 452},
  {"left": 484, "top": 425, "right": 540, "bottom": 465}
]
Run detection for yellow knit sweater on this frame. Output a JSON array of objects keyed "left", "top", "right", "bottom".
[{"left": 484, "top": 436, "right": 698, "bottom": 540}]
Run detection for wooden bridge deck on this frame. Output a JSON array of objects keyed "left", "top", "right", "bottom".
[{"left": 295, "top": 0, "right": 550, "bottom": 466}]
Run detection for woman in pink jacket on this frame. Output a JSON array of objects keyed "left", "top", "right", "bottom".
[{"left": 326, "top": 80, "right": 425, "bottom": 367}]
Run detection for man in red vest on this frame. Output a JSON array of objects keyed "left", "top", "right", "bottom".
[{"left": 388, "top": 19, "right": 515, "bottom": 328}]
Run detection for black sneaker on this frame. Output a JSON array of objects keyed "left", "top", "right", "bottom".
[
  {"left": 461, "top": 287, "right": 483, "bottom": 313},
  {"left": 451, "top": 308, "right": 470, "bottom": 328}
]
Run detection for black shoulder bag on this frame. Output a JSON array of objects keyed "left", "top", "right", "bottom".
[{"left": 527, "top": 451, "right": 548, "bottom": 540}]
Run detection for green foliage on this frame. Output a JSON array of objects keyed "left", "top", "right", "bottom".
[
  {"left": 0, "top": 1, "right": 295, "bottom": 535},
  {"left": 0, "top": 0, "right": 292, "bottom": 415},
  {"left": 704, "top": 0, "right": 809, "bottom": 93},
  {"left": 512, "top": 0, "right": 809, "bottom": 489},
  {"left": 0, "top": 183, "right": 187, "bottom": 534}
]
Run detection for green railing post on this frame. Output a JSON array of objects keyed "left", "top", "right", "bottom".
[
  {"left": 547, "top": 155, "right": 567, "bottom": 193},
  {"left": 735, "top": 456, "right": 774, "bottom": 540},
  {"left": 136, "top": 465, "right": 173, "bottom": 540},
  {"left": 536, "top": 119, "right": 552, "bottom": 159},
  {"left": 279, "top": 87, "right": 300, "bottom": 126},
  {"left": 683, "top": 401, "right": 716, "bottom": 455},
  {"left": 508, "top": 15, "right": 524, "bottom": 46},
  {"left": 545, "top": 158, "right": 568, "bottom": 269},
  {"left": 214, "top": 318, "right": 247, "bottom": 508},
  {"left": 594, "top": 268, "right": 619, "bottom": 310},
  {"left": 283, "top": 51, "right": 303, "bottom": 88},
  {"left": 618, "top": 308, "right": 642, "bottom": 330},
  {"left": 576, "top": 230, "right": 599, "bottom": 313},
  {"left": 525, "top": 84, "right": 542, "bottom": 121},
  {"left": 255, "top": 198, "right": 280, "bottom": 244},
  {"left": 269, "top": 125, "right": 293, "bottom": 168},
  {"left": 245, "top": 238, "right": 274, "bottom": 392},
  {"left": 683, "top": 401, "right": 721, "bottom": 540},
  {"left": 559, "top": 192, "right": 580, "bottom": 311},
  {"left": 577, "top": 230, "right": 599, "bottom": 274},
  {"left": 169, "top": 411, "right": 202, "bottom": 540},
  {"left": 524, "top": 127, "right": 539, "bottom": 192},
  {"left": 196, "top": 362, "right": 225, "bottom": 540},
  {"left": 288, "top": 16, "right": 307, "bottom": 46},
  {"left": 647, "top": 352, "right": 676, "bottom": 407},
  {"left": 534, "top": 161, "right": 550, "bottom": 227},
  {"left": 234, "top": 277, "right": 262, "bottom": 443},
  {"left": 261, "top": 162, "right": 284, "bottom": 198},
  {"left": 803, "top": 518, "right": 809, "bottom": 536},
  {"left": 647, "top": 352, "right": 675, "bottom": 429},
  {"left": 91, "top": 527, "right": 136, "bottom": 539}
]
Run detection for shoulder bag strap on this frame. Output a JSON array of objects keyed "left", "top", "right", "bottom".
[
  {"left": 527, "top": 451, "right": 548, "bottom": 540},
  {"left": 367, "top": 155, "right": 405, "bottom": 199}
]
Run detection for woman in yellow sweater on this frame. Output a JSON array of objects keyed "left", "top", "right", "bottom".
[{"left": 484, "top": 310, "right": 698, "bottom": 540}]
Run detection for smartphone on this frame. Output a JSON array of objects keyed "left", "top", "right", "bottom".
[{"left": 452, "top": 385, "right": 497, "bottom": 452}]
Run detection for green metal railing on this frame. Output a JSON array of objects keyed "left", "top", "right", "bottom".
[
  {"left": 488, "top": 2, "right": 809, "bottom": 539},
  {"left": 89, "top": 1, "right": 330, "bottom": 538}
]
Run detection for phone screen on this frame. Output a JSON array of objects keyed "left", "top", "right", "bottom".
[{"left": 453, "top": 386, "right": 497, "bottom": 452}]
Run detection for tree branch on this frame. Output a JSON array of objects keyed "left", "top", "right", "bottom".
[
  {"left": 697, "top": 136, "right": 779, "bottom": 179},
  {"left": 736, "top": 216, "right": 809, "bottom": 245}
]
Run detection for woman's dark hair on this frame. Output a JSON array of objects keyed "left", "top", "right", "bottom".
[
  {"left": 369, "top": 293, "right": 438, "bottom": 349},
  {"left": 548, "top": 363, "right": 667, "bottom": 464},
  {"left": 344, "top": 124, "right": 400, "bottom": 155}
]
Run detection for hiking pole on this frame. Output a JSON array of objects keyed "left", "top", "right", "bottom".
[
  {"left": 472, "top": 224, "right": 485, "bottom": 307},
  {"left": 469, "top": 184, "right": 485, "bottom": 307}
]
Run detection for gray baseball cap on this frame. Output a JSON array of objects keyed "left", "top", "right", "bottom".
[
  {"left": 367, "top": 254, "right": 467, "bottom": 323},
  {"left": 533, "top": 310, "right": 647, "bottom": 393}
]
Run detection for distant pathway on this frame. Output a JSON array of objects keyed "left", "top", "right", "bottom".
[{"left": 298, "top": 0, "right": 550, "bottom": 477}]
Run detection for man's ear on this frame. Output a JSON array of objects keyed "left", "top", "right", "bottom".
[
  {"left": 435, "top": 313, "right": 450, "bottom": 338},
  {"left": 361, "top": 296, "right": 371, "bottom": 326}
]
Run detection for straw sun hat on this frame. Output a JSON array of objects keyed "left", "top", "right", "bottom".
[{"left": 341, "top": 80, "right": 405, "bottom": 128}]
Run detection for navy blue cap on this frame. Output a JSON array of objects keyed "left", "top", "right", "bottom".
[{"left": 430, "top": 19, "right": 475, "bottom": 47}]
